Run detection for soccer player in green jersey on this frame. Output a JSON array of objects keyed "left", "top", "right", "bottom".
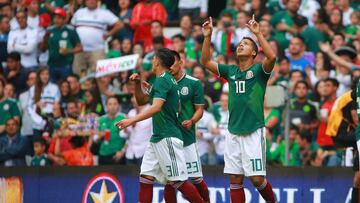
[
  {"left": 163, "top": 50, "right": 209, "bottom": 202},
  {"left": 116, "top": 48, "right": 204, "bottom": 203},
  {"left": 201, "top": 16, "right": 277, "bottom": 203}
]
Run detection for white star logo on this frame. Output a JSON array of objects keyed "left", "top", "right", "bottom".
[{"left": 89, "top": 180, "right": 117, "bottom": 203}]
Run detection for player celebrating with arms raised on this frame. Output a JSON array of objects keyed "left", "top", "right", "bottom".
[
  {"left": 201, "top": 16, "right": 277, "bottom": 203},
  {"left": 116, "top": 48, "right": 204, "bottom": 203}
]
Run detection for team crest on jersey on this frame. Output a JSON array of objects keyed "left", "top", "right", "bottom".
[
  {"left": 181, "top": 87, "right": 189, "bottom": 95},
  {"left": 246, "top": 71, "right": 254, "bottom": 79},
  {"left": 62, "top": 31, "right": 68, "bottom": 38},
  {"left": 3, "top": 104, "right": 9, "bottom": 111}
]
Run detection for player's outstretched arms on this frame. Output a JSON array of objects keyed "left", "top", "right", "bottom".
[
  {"left": 115, "top": 99, "right": 164, "bottom": 129},
  {"left": 201, "top": 17, "right": 219, "bottom": 75},
  {"left": 130, "top": 73, "right": 149, "bottom": 105},
  {"left": 247, "top": 15, "right": 277, "bottom": 73}
]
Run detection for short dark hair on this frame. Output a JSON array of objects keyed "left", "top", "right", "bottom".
[
  {"left": 242, "top": 37, "right": 258, "bottom": 59},
  {"left": 278, "top": 56, "right": 290, "bottom": 63},
  {"left": 7, "top": 52, "right": 21, "bottom": 61},
  {"left": 324, "top": 78, "right": 339, "bottom": 87},
  {"left": 170, "top": 50, "right": 180, "bottom": 61},
  {"left": 152, "top": 36, "right": 164, "bottom": 45},
  {"left": 155, "top": 48, "right": 175, "bottom": 69},
  {"left": 33, "top": 137, "right": 47, "bottom": 147},
  {"left": 294, "top": 80, "right": 309, "bottom": 90},
  {"left": 67, "top": 73, "right": 80, "bottom": 81},
  {"left": 289, "top": 70, "right": 303, "bottom": 78},
  {"left": 292, "top": 35, "right": 305, "bottom": 44},
  {"left": 333, "top": 32, "right": 345, "bottom": 40},
  {"left": 151, "top": 20, "right": 163, "bottom": 27},
  {"left": 290, "top": 125, "right": 299, "bottom": 134},
  {"left": 67, "top": 98, "right": 79, "bottom": 107},
  {"left": 171, "top": 34, "right": 185, "bottom": 41},
  {"left": 106, "top": 96, "right": 119, "bottom": 104}
]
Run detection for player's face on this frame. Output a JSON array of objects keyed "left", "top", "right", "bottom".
[
  {"left": 295, "top": 83, "right": 308, "bottom": 99},
  {"left": 169, "top": 58, "right": 182, "bottom": 76},
  {"left": 236, "top": 39, "right": 255, "bottom": 58},
  {"left": 34, "top": 142, "right": 45, "bottom": 156}
]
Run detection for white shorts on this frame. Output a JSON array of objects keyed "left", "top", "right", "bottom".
[
  {"left": 140, "top": 137, "right": 188, "bottom": 184},
  {"left": 183, "top": 143, "right": 203, "bottom": 178},
  {"left": 224, "top": 128, "right": 266, "bottom": 176}
]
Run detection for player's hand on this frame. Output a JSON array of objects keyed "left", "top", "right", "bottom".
[
  {"left": 202, "top": 17, "right": 213, "bottom": 38},
  {"left": 115, "top": 118, "right": 135, "bottom": 130},
  {"left": 129, "top": 73, "right": 141, "bottom": 83},
  {"left": 182, "top": 120, "right": 193, "bottom": 129},
  {"left": 142, "top": 81, "right": 151, "bottom": 89},
  {"left": 246, "top": 14, "right": 260, "bottom": 35},
  {"left": 319, "top": 42, "right": 331, "bottom": 53}
]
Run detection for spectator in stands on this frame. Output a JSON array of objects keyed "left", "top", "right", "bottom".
[
  {"left": 287, "top": 36, "right": 314, "bottom": 75},
  {"left": 268, "top": 56, "right": 290, "bottom": 86},
  {"left": 270, "top": 0, "right": 304, "bottom": 49},
  {"left": 297, "top": 132, "right": 319, "bottom": 166},
  {"left": 178, "top": 0, "right": 208, "bottom": 19},
  {"left": 345, "top": 11, "right": 360, "bottom": 41},
  {"left": 120, "top": 38, "right": 133, "bottom": 56},
  {"left": 3, "top": 83, "right": 16, "bottom": 100},
  {"left": 43, "top": 0, "right": 66, "bottom": 14},
  {"left": 289, "top": 70, "right": 303, "bottom": 92},
  {"left": 264, "top": 99, "right": 281, "bottom": 142},
  {"left": 10, "top": 0, "right": 39, "bottom": 30},
  {"left": 324, "top": 8, "right": 344, "bottom": 38},
  {"left": 97, "top": 75, "right": 121, "bottom": 111},
  {"left": 142, "top": 36, "right": 165, "bottom": 83},
  {"left": 0, "top": 16, "right": 10, "bottom": 64},
  {"left": 306, "top": 51, "right": 334, "bottom": 87},
  {"left": 0, "top": 118, "right": 27, "bottom": 166},
  {"left": 19, "top": 71, "right": 36, "bottom": 137},
  {"left": 212, "top": 13, "right": 236, "bottom": 57},
  {"left": 259, "top": 19, "right": 273, "bottom": 41},
  {"left": 97, "top": 96, "right": 127, "bottom": 165},
  {"left": 0, "top": 3, "right": 13, "bottom": 20},
  {"left": 121, "top": 96, "right": 151, "bottom": 165},
  {"left": 7, "top": 10, "right": 38, "bottom": 70},
  {"left": 62, "top": 136, "right": 93, "bottom": 166},
  {"left": 331, "top": 33, "right": 347, "bottom": 50},
  {"left": 317, "top": 78, "right": 340, "bottom": 165},
  {"left": 196, "top": 103, "right": 216, "bottom": 165},
  {"left": 4, "top": 52, "right": 29, "bottom": 95},
  {"left": 117, "top": 0, "right": 133, "bottom": 41},
  {"left": 130, "top": 0, "right": 167, "bottom": 53},
  {"left": 234, "top": 11, "right": 252, "bottom": 45},
  {"left": 150, "top": 20, "right": 172, "bottom": 50},
  {"left": 269, "top": 125, "right": 301, "bottom": 166},
  {"left": 0, "top": 79, "right": 21, "bottom": 135},
  {"left": 66, "top": 73, "right": 84, "bottom": 100},
  {"left": 290, "top": 80, "right": 319, "bottom": 138},
  {"left": 31, "top": 137, "right": 50, "bottom": 166},
  {"left": 298, "top": 0, "right": 320, "bottom": 27},
  {"left": 28, "top": 67, "right": 60, "bottom": 137},
  {"left": 82, "top": 89, "right": 104, "bottom": 116},
  {"left": 71, "top": 0, "right": 123, "bottom": 76},
  {"left": 59, "top": 79, "right": 73, "bottom": 115},
  {"left": 41, "top": 8, "right": 82, "bottom": 83},
  {"left": 337, "top": 0, "right": 353, "bottom": 26},
  {"left": 250, "top": 0, "right": 268, "bottom": 20},
  {"left": 212, "top": 93, "right": 229, "bottom": 165}
]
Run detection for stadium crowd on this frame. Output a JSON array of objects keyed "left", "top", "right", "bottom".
[{"left": 0, "top": 0, "right": 360, "bottom": 168}]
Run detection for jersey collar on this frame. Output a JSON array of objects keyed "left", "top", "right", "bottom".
[{"left": 176, "top": 73, "right": 186, "bottom": 82}]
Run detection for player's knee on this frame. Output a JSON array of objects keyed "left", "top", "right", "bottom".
[
  {"left": 230, "top": 174, "right": 244, "bottom": 184},
  {"left": 190, "top": 177, "right": 203, "bottom": 184},
  {"left": 167, "top": 180, "right": 185, "bottom": 189},
  {"left": 249, "top": 176, "right": 265, "bottom": 188}
]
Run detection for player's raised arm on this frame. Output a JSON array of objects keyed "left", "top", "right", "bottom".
[
  {"left": 201, "top": 17, "right": 219, "bottom": 75},
  {"left": 247, "top": 15, "right": 277, "bottom": 73},
  {"left": 129, "top": 73, "right": 149, "bottom": 105}
]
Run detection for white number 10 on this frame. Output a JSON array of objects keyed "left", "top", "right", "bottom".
[{"left": 235, "top": 81, "right": 245, "bottom": 93}]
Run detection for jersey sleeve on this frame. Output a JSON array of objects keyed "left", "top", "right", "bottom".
[
  {"left": 193, "top": 80, "right": 205, "bottom": 105},
  {"left": 217, "top": 63, "right": 230, "bottom": 79},
  {"left": 152, "top": 77, "right": 171, "bottom": 101}
]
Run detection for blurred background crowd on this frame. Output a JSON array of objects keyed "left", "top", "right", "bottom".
[{"left": 0, "top": 0, "right": 360, "bottom": 168}]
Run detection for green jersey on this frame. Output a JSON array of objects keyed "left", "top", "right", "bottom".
[
  {"left": 31, "top": 154, "right": 50, "bottom": 166},
  {"left": 0, "top": 98, "right": 21, "bottom": 126},
  {"left": 47, "top": 25, "right": 81, "bottom": 67},
  {"left": 99, "top": 113, "right": 126, "bottom": 156},
  {"left": 149, "top": 72, "right": 183, "bottom": 143},
  {"left": 217, "top": 63, "right": 271, "bottom": 135},
  {"left": 177, "top": 74, "right": 205, "bottom": 146},
  {"left": 270, "top": 11, "right": 294, "bottom": 49}
]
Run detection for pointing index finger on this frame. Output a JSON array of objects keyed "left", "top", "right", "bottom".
[{"left": 252, "top": 14, "right": 255, "bottom": 21}]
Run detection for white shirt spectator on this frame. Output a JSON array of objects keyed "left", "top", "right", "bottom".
[
  {"left": 7, "top": 26, "right": 39, "bottom": 68},
  {"left": 196, "top": 110, "right": 216, "bottom": 158},
  {"left": 121, "top": 105, "right": 152, "bottom": 159},
  {"left": 342, "top": 7, "right": 354, "bottom": 26},
  {"left": 71, "top": 7, "right": 118, "bottom": 52},
  {"left": 178, "top": 0, "right": 208, "bottom": 13},
  {"left": 299, "top": 0, "right": 320, "bottom": 27},
  {"left": 234, "top": 27, "right": 253, "bottom": 45},
  {"left": 27, "top": 83, "right": 60, "bottom": 130},
  {"left": 19, "top": 89, "right": 33, "bottom": 136},
  {"left": 10, "top": 15, "right": 39, "bottom": 30},
  {"left": 336, "top": 73, "right": 351, "bottom": 97},
  {"left": 213, "top": 107, "right": 230, "bottom": 156}
]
